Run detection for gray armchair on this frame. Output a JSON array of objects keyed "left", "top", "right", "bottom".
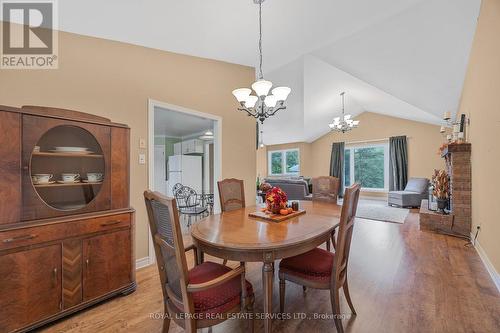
[{"left": 388, "top": 177, "right": 429, "bottom": 208}]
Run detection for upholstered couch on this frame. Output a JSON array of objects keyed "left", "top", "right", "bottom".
[
  {"left": 388, "top": 177, "right": 429, "bottom": 208},
  {"left": 264, "top": 178, "right": 312, "bottom": 201}
]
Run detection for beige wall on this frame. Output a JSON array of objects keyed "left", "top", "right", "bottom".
[
  {"left": 458, "top": 0, "right": 500, "bottom": 273},
  {"left": 258, "top": 142, "right": 313, "bottom": 179},
  {"left": 310, "top": 112, "right": 445, "bottom": 183},
  {"left": 0, "top": 30, "right": 256, "bottom": 260}
]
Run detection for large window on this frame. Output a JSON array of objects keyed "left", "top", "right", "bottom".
[
  {"left": 268, "top": 149, "right": 300, "bottom": 176},
  {"left": 344, "top": 143, "right": 389, "bottom": 191}
]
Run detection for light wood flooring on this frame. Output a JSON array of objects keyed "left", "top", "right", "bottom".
[{"left": 40, "top": 211, "right": 500, "bottom": 333}]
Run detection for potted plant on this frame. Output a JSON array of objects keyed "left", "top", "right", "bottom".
[
  {"left": 265, "top": 187, "right": 288, "bottom": 214},
  {"left": 432, "top": 169, "right": 449, "bottom": 214}
]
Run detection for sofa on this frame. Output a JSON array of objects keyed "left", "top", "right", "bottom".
[
  {"left": 264, "top": 178, "right": 312, "bottom": 201},
  {"left": 388, "top": 177, "right": 429, "bottom": 208}
]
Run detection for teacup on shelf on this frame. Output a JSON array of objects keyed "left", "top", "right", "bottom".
[
  {"left": 61, "top": 173, "right": 80, "bottom": 182},
  {"left": 33, "top": 146, "right": 40, "bottom": 153},
  {"left": 86, "top": 172, "right": 103, "bottom": 183},
  {"left": 32, "top": 174, "right": 53, "bottom": 184}
]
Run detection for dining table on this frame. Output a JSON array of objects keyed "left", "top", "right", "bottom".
[{"left": 191, "top": 200, "right": 341, "bottom": 333}]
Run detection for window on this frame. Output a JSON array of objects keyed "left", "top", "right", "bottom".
[
  {"left": 268, "top": 149, "right": 300, "bottom": 176},
  {"left": 344, "top": 143, "right": 389, "bottom": 191}
]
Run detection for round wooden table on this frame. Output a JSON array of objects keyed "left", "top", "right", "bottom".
[{"left": 191, "top": 200, "right": 341, "bottom": 333}]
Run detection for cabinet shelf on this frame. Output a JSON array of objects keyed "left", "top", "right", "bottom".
[
  {"left": 32, "top": 152, "right": 103, "bottom": 158},
  {"left": 34, "top": 182, "right": 103, "bottom": 188}
]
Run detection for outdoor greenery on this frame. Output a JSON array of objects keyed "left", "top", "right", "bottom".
[
  {"left": 344, "top": 146, "right": 385, "bottom": 189},
  {"left": 270, "top": 150, "right": 299, "bottom": 175},
  {"left": 271, "top": 152, "right": 283, "bottom": 174},
  {"left": 285, "top": 150, "right": 299, "bottom": 174}
]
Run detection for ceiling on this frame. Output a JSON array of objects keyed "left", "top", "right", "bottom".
[
  {"left": 154, "top": 106, "right": 214, "bottom": 138},
  {"left": 58, "top": 0, "right": 481, "bottom": 144}
]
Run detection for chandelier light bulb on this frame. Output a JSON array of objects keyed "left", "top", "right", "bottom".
[
  {"left": 244, "top": 95, "right": 258, "bottom": 108},
  {"left": 252, "top": 80, "right": 273, "bottom": 97},
  {"left": 264, "top": 95, "right": 277, "bottom": 108},
  {"left": 272, "top": 87, "right": 291, "bottom": 101},
  {"left": 232, "top": 88, "right": 252, "bottom": 102}
]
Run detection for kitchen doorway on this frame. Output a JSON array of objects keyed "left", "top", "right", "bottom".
[{"left": 148, "top": 99, "right": 222, "bottom": 262}]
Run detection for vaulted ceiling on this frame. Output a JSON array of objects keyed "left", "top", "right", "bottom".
[{"left": 58, "top": 0, "right": 481, "bottom": 144}]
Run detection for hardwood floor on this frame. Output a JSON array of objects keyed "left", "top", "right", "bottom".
[{"left": 40, "top": 211, "right": 500, "bottom": 333}]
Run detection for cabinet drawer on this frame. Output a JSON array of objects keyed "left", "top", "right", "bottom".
[{"left": 0, "top": 213, "right": 131, "bottom": 251}]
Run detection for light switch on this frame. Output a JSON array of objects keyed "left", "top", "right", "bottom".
[
  {"left": 139, "top": 153, "right": 146, "bottom": 165},
  {"left": 139, "top": 138, "right": 146, "bottom": 149}
]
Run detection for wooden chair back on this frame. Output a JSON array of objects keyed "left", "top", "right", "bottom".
[
  {"left": 217, "top": 178, "right": 246, "bottom": 212},
  {"left": 312, "top": 176, "right": 340, "bottom": 203},
  {"left": 144, "top": 190, "right": 190, "bottom": 312},
  {"left": 332, "top": 183, "right": 361, "bottom": 288}
]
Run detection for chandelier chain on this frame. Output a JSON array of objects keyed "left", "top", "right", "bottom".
[{"left": 258, "top": 2, "right": 263, "bottom": 79}]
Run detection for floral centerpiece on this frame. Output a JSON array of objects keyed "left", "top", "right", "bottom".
[
  {"left": 265, "top": 187, "right": 288, "bottom": 214},
  {"left": 432, "top": 169, "right": 449, "bottom": 213}
]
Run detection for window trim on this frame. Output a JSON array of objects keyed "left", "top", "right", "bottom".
[
  {"left": 344, "top": 142, "right": 389, "bottom": 192},
  {"left": 268, "top": 148, "right": 300, "bottom": 176}
]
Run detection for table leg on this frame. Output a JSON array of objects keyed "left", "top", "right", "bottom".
[
  {"left": 196, "top": 249, "right": 204, "bottom": 264},
  {"left": 262, "top": 262, "right": 274, "bottom": 333}
]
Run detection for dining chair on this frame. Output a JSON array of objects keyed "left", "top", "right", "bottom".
[
  {"left": 217, "top": 178, "right": 246, "bottom": 212},
  {"left": 217, "top": 178, "right": 246, "bottom": 266},
  {"left": 144, "top": 190, "right": 255, "bottom": 333},
  {"left": 312, "top": 176, "right": 340, "bottom": 252},
  {"left": 278, "top": 183, "right": 361, "bottom": 333},
  {"left": 312, "top": 176, "right": 340, "bottom": 203}
]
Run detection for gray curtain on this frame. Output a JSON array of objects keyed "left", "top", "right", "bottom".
[
  {"left": 329, "top": 142, "right": 345, "bottom": 196},
  {"left": 389, "top": 136, "right": 408, "bottom": 191}
]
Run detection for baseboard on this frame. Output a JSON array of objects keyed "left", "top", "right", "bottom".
[
  {"left": 136, "top": 256, "right": 154, "bottom": 270},
  {"left": 472, "top": 236, "right": 500, "bottom": 294}
]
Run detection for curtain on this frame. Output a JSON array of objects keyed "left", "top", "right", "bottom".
[
  {"left": 389, "top": 136, "right": 408, "bottom": 191},
  {"left": 329, "top": 142, "right": 345, "bottom": 196}
]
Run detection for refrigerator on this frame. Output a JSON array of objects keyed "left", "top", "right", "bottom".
[{"left": 167, "top": 155, "right": 203, "bottom": 196}]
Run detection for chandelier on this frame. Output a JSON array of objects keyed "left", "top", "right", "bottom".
[
  {"left": 232, "top": 0, "right": 291, "bottom": 124},
  {"left": 329, "top": 92, "right": 359, "bottom": 133}
]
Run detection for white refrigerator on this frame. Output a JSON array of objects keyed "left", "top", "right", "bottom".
[{"left": 167, "top": 155, "right": 203, "bottom": 196}]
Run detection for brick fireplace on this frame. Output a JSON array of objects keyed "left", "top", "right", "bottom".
[{"left": 420, "top": 143, "right": 471, "bottom": 238}]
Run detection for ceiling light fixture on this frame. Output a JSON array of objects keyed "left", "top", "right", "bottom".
[
  {"left": 199, "top": 129, "right": 214, "bottom": 140},
  {"left": 328, "top": 92, "right": 359, "bottom": 133},
  {"left": 232, "top": 0, "right": 291, "bottom": 124}
]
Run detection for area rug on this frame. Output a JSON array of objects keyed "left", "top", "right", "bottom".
[{"left": 339, "top": 198, "right": 409, "bottom": 224}]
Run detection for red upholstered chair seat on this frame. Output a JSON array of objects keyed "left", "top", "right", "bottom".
[
  {"left": 279, "top": 247, "right": 334, "bottom": 282},
  {"left": 178, "top": 262, "right": 253, "bottom": 314}
]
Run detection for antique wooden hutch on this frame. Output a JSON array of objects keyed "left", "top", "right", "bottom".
[{"left": 0, "top": 105, "right": 135, "bottom": 332}]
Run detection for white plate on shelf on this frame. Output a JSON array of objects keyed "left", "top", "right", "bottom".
[
  {"left": 56, "top": 180, "right": 81, "bottom": 184},
  {"left": 49, "top": 150, "right": 95, "bottom": 155},
  {"left": 82, "top": 179, "right": 103, "bottom": 183},
  {"left": 53, "top": 146, "right": 89, "bottom": 152}
]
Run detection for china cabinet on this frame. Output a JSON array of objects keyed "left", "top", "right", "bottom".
[{"left": 0, "top": 105, "right": 135, "bottom": 333}]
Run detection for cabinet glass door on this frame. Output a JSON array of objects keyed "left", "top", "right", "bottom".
[{"left": 31, "top": 125, "right": 105, "bottom": 211}]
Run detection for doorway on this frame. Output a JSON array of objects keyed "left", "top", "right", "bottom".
[{"left": 148, "top": 99, "right": 222, "bottom": 262}]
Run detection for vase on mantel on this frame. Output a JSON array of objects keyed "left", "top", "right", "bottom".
[{"left": 437, "top": 198, "right": 448, "bottom": 214}]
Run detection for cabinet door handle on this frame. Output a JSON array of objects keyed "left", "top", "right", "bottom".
[
  {"left": 3, "top": 234, "right": 37, "bottom": 243},
  {"left": 100, "top": 220, "right": 121, "bottom": 227},
  {"left": 52, "top": 268, "right": 58, "bottom": 287},
  {"left": 85, "top": 259, "right": 90, "bottom": 269}
]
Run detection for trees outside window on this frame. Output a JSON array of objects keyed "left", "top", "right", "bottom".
[{"left": 269, "top": 149, "right": 300, "bottom": 176}]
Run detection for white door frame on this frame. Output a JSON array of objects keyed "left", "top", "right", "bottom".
[{"left": 147, "top": 98, "right": 223, "bottom": 264}]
